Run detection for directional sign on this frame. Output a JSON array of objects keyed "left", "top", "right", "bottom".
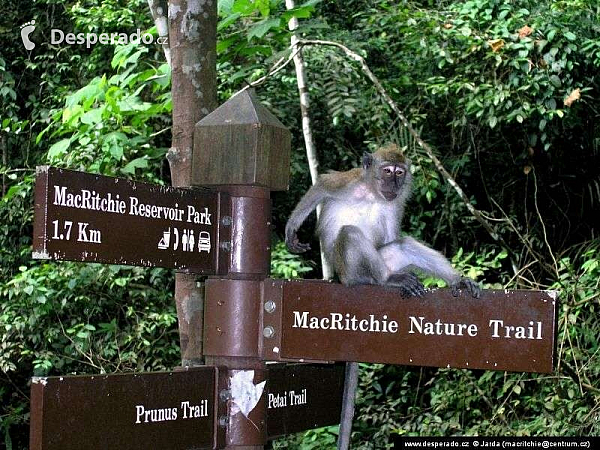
[
  {"left": 30, "top": 368, "right": 216, "bottom": 450},
  {"left": 261, "top": 280, "right": 557, "bottom": 373},
  {"left": 33, "top": 166, "right": 230, "bottom": 274},
  {"left": 266, "top": 363, "right": 345, "bottom": 439}
]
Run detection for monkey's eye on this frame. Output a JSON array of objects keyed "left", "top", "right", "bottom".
[
  {"left": 395, "top": 168, "right": 405, "bottom": 177},
  {"left": 383, "top": 167, "right": 393, "bottom": 175}
]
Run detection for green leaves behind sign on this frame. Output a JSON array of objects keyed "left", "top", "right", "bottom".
[
  {"left": 103, "top": 131, "right": 128, "bottom": 160},
  {"left": 121, "top": 157, "right": 149, "bottom": 175},
  {"left": 48, "top": 139, "right": 71, "bottom": 160}
]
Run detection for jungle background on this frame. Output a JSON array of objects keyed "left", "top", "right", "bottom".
[{"left": 1, "top": 0, "right": 599, "bottom": 448}]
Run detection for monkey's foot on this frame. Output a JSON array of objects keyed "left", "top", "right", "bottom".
[
  {"left": 387, "top": 272, "right": 425, "bottom": 298},
  {"left": 451, "top": 277, "right": 481, "bottom": 299},
  {"left": 285, "top": 234, "right": 311, "bottom": 254}
]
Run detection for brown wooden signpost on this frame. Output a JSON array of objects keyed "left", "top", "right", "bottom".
[
  {"left": 260, "top": 280, "right": 556, "bottom": 373},
  {"left": 266, "top": 363, "right": 345, "bottom": 438},
  {"left": 30, "top": 91, "right": 557, "bottom": 449},
  {"left": 33, "top": 166, "right": 230, "bottom": 274},
  {"left": 29, "top": 363, "right": 345, "bottom": 450},
  {"left": 29, "top": 368, "right": 216, "bottom": 450}
]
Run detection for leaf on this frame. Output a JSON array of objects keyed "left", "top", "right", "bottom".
[
  {"left": 80, "top": 108, "right": 103, "bottom": 125},
  {"left": 218, "top": 0, "right": 235, "bottom": 14},
  {"left": 564, "top": 88, "right": 581, "bottom": 107},
  {"left": 121, "top": 157, "right": 148, "bottom": 174},
  {"left": 248, "top": 18, "right": 281, "bottom": 40},
  {"left": 231, "top": 0, "right": 254, "bottom": 15},
  {"left": 109, "top": 144, "right": 124, "bottom": 160},
  {"left": 283, "top": 0, "right": 323, "bottom": 19},
  {"left": 104, "top": 131, "right": 128, "bottom": 143},
  {"left": 62, "top": 105, "right": 83, "bottom": 124},
  {"left": 518, "top": 25, "right": 533, "bottom": 39},
  {"left": 48, "top": 139, "right": 71, "bottom": 159},
  {"left": 2, "top": 184, "right": 24, "bottom": 202},
  {"left": 564, "top": 31, "right": 576, "bottom": 41},
  {"left": 487, "top": 39, "right": 505, "bottom": 53},
  {"left": 217, "top": 36, "right": 238, "bottom": 53},
  {"left": 255, "top": 0, "right": 270, "bottom": 17},
  {"left": 66, "top": 81, "right": 102, "bottom": 107},
  {"left": 217, "top": 12, "right": 241, "bottom": 31}
]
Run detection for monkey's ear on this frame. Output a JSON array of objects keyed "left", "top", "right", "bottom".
[{"left": 362, "top": 152, "right": 373, "bottom": 170}]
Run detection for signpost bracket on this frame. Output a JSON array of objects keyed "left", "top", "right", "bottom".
[{"left": 204, "top": 278, "right": 262, "bottom": 359}]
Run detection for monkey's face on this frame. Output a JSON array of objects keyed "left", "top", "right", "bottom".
[{"left": 378, "top": 164, "right": 408, "bottom": 201}]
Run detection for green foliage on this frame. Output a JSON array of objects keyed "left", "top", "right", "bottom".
[
  {"left": 423, "top": 247, "right": 508, "bottom": 288},
  {"left": 1, "top": 262, "right": 179, "bottom": 447},
  {"left": 271, "top": 425, "right": 339, "bottom": 449},
  {"left": 271, "top": 241, "right": 313, "bottom": 279},
  {"left": 217, "top": 0, "right": 325, "bottom": 87},
  {"left": 418, "top": 0, "right": 599, "bottom": 152},
  {"left": 71, "top": 0, "right": 150, "bottom": 32},
  {"left": 2, "top": 263, "right": 178, "bottom": 375},
  {"left": 38, "top": 39, "right": 171, "bottom": 179}
]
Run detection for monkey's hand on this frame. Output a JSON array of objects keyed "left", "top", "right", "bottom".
[
  {"left": 451, "top": 277, "right": 481, "bottom": 299},
  {"left": 387, "top": 272, "right": 425, "bottom": 298},
  {"left": 285, "top": 229, "right": 311, "bottom": 254}
]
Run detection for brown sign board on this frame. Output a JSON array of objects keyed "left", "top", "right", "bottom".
[
  {"left": 266, "top": 363, "right": 344, "bottom": 439},
  {"left": 261, "top": 280, "right": 557, "bottom": 373},
  {"left": 30, "top": 368, "right": 216, "bottom": 450},
  {"left": 33, "top": 166, "right": 230, "bottom": 274}
]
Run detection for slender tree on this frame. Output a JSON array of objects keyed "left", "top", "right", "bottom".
[
  {"left": 284, "top": 4, "right": 354, "bottom": 449},
  {"left": 166, "top": 0, "right": 217, "bottom": 364}
]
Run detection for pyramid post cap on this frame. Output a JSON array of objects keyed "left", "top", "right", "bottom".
[{"left": 195, "top": 89, "right": 288, "bottom": 129}]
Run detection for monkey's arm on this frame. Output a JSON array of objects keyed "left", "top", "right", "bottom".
[
  {"left": 379, "top": 237, "right": 481, "bottom": 298},
  {"left": 285, "top": 182, "right": 328, "bottom": 253}
]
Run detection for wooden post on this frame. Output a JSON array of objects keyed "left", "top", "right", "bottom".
[
  {"left": 168, "top": 0, "right": 218, "bottom": 364},
  {"left": 193, "top": 90, "right": 291, "bottom": 448}
]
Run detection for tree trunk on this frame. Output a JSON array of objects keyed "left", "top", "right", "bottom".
[
  {"left": 167, "top": 0, "right": 217, "bottom": 365},
  {"left": 284, "top": 2, "right": 333, "bottom": 280}
]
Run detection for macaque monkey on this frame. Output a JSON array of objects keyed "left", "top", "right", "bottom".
[{"left": 285, "top": 144, "right": 480, "bottom": 298}]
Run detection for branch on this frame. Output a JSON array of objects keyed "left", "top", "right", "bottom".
[{"left": 231, "top": 45, "right": 304, "bottom": 98}]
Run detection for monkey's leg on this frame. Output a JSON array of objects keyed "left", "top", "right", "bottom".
[
  {"left": 379, "top": 236, "right": 481, "bottom": 298},
  {"left": 333, "top": 225, "right": 388, "bottom": 286}
]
